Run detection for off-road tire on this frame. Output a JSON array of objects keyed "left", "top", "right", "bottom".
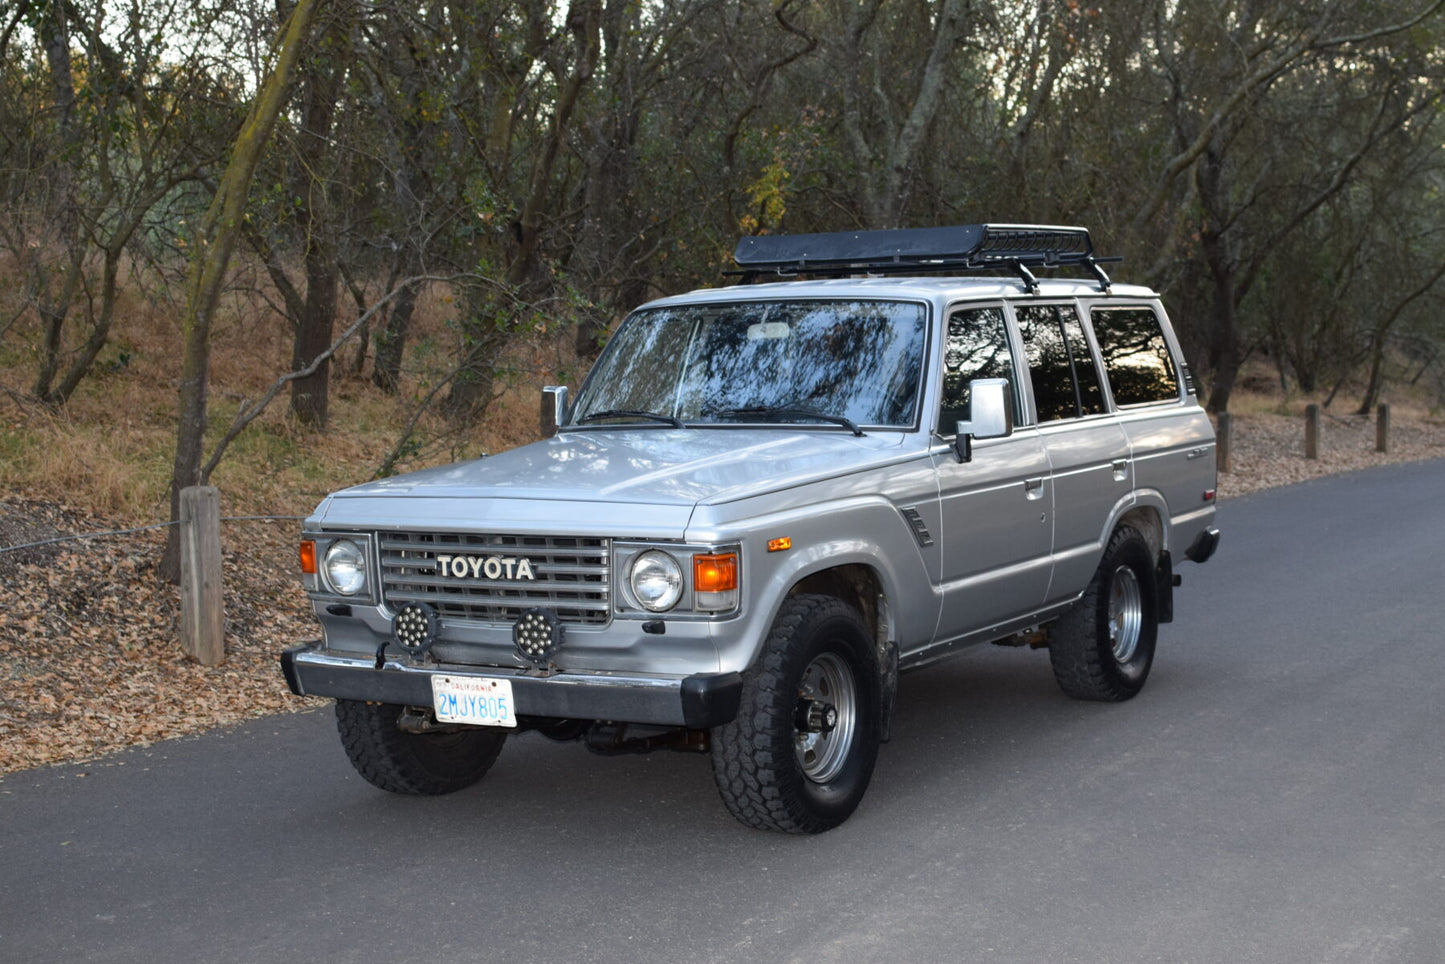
[
  {"left": 710, "top": 594, "right": 881, "bottom": 834},
  {"left": 335, "top": 700, "right": 506, "bottom": 795},
  {"left": 1049, "top": 525, "right": 1158, "bottom": 702}
]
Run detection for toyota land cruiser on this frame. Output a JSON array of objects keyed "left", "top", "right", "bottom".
[{"left": 282, "top": 224, "right": 1221, "bottom": 833}]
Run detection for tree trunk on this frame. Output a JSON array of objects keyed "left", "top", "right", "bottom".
[
  {"left": 160, "top": 0, "right": 323, "bottom": 582},
  {"left": 31, "top": 1, "right": 83, "bottom": 403},
  {"left": 290, "top": 245, "right": 339, "bottom": 426},
  {"left": 1196, "top": 146, "right": 1242, "bottom": 415},
  {"left": 371, "top": 281, "right": 416, "bottom": 393},
  {"left": 288, "top": 8, "right": 349, "bottom": 428}
]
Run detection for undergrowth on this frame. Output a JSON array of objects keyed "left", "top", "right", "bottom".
[{"left": 0, "top": 258, "right": 588, "bottom": 527}]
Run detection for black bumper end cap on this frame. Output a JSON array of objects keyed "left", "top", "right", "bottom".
[
  {"left": 280, "top": 643, "right": 319, "bottom": 697},
  {"left": 1185, "top": 526, "right": 1221, "bottom": 564},
  {"left": 680, "top": 672, "right": 743, "bottom": 729}
]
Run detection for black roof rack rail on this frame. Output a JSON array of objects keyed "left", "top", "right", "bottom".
[{"left": 728, "top": 223, "right": 1120, "bottom": 292}]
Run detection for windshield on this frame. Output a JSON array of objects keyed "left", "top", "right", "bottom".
[{"left": 570, "top": 299, "right": 928, "bottom": 429}]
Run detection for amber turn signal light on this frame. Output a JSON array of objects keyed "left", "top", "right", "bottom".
[
  {"left": 693, "top": 553, "right": 738, "bottom": 593},
  {"left": 300, "top": 540, "right": 317, "bottom": 574}
]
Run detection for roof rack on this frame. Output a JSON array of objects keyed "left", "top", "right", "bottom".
[{"left": 729, "top": 223, "right": 1120, "bottom": 292}]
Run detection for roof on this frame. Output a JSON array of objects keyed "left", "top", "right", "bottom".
[{"left": 641, "top": 275, "right": 1159, "bottom": 312}]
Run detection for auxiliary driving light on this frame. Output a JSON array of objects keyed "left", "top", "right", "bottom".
[
  {"left": 513, "top": 608, "right": 564, "bottom": 666},
  {"left": 392, "top": 602, "right": 438, "bottom": 658}
]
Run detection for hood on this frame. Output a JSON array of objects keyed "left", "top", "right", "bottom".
[{"left": 314, "top": 429, "right": 911, "bottom": 538}]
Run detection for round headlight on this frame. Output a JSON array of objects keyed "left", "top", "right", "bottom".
[
  {"left": 323, "top": 539, "right": 367, "bottom": 596},
  {"left": 630, "top": 550, "right": 683, "bottom": 612}
]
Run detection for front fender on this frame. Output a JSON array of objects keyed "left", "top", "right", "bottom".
[{"left": 691, "top": 495, "right": 939, "bottom": 675}]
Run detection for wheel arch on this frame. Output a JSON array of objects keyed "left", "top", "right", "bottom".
[
  {"left": 787, "top": 562, "right": 900, "bottom": 741},
  {"left": 1114, "top": 498, "right": 1167, "bottom": 561}
]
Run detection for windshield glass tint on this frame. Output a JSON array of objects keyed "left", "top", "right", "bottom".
[{"left": 572, "top": 300, "right": 928, "bottom": 428}]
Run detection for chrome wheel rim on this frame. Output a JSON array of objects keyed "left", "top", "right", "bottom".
[
  {"left": 795, "top": 652, "right": 857, "bottom": 784},
  {"left": 1109, "top": 565, "right": 1143, "bottom": 663}
]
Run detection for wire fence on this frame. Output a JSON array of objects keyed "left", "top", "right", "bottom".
[{"left": 0, "top": 515, "right": 306, "bottom": 555}]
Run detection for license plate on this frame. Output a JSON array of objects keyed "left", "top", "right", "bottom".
[{"left": 431, "top": 676, "right": 517, "bottom": 728}]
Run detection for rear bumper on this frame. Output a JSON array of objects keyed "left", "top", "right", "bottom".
[{"left": 281, "top": 643, "right": 743, "bottom": 729}]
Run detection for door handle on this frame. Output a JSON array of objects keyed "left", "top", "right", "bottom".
[
  {"left": 1112, "top": 459, "right": 1130, "bottom": 481},
  {"left": 1024, "top": 477, "right": 1045, "bottom": 500}
]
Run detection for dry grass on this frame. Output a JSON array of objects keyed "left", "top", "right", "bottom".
[{"left": 0, "top": 258, "right": 580, "bottom": 522}]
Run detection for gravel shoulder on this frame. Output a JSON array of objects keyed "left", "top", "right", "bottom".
[{"left": 3, "top": 409, "right": 1443, "bottom": 775}]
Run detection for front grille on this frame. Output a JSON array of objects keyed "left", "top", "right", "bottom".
[{"left": 379, "top": 532, "right": 611, "bottom": 626}]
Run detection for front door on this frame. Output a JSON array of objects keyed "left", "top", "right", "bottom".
[{"left": 927, "top": 305, "right": 1054, "bottom": 650}]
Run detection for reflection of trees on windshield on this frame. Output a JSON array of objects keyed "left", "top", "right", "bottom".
[
  {"left": 571, "top": 313, "right": 696, "bottom": 416},
  {"left": 573, "top": 300, "right": 927, "bottom": 427},
  {"left": 1091, "top": 308, "right": 1180, "bottom": 406}
]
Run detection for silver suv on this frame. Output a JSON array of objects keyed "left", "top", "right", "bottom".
[{"left": 282, "top": 224, "right": 1220, "bottom": 833}]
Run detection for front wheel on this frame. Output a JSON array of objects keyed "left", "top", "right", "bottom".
[
  {"left": 1048, "top": 525, "right": 1159, "bottom": 702},
  {"left": 335, "top": 700, "right": 506, "bottom": 795},
  {"left": 710, "top": 594, "right": 882, "bottom": 834}
]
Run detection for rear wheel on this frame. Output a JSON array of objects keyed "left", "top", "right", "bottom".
[
  {"left": 335, "top": 700, "right": 506, "bottom": 795},
  {"left": 710, "top": 594, "right": 881, "bottom": 834},
  {"left": 1049, "top": 525, "right": 1158, "bottom": 702}
]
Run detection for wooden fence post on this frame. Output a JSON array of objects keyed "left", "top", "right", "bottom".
[
  {"left": 1376, "top": 403, "right": 1390, "bottom": 454},
  {"left": 1216, "top": 413, "right": 1232, "bottom": 474},
  {"left": 180, "top": 485, "right": 225, "bottom": 666},
  {"left": 1305, "top": 404, "right": 1320, "bottom": 460}
]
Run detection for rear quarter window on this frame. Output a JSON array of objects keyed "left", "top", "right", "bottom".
[{"left": 1090, "top": 307, "right": 1180, "bottom": 407}]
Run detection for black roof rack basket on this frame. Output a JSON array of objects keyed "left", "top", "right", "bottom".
[{"left": 730, "top": 223, "right": 1118, "bottom": 291}]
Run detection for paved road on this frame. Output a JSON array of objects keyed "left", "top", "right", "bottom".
[{"left": 4, "top": 460, "right": 1443, "bottom": 963}]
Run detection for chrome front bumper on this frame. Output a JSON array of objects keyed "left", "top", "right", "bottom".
[{"left": 280, "top": 643, "right": 743, "bottom": 729}]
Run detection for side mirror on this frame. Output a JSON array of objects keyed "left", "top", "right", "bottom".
[
  {"left": 540, "top": 385, "right": 569, "bottom": 438},
  {"left": 953, "top": 378, "right": 1013, "bottom": 462}
]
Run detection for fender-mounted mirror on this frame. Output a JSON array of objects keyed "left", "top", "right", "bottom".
[{"left": 541, "top": 385, "right": 569, "bottom": 438}]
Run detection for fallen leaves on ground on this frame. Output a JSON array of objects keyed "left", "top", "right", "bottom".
[
  {"left": 1214, "top": 410, "right": 1445, "bottom": 498},
  {"left": 0, "top": 502, "right": 323, "bottom": 774}
]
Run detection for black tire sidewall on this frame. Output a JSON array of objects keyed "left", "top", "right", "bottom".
[
  {"left": 335, "top": 699, "right": 506, "bottom": 795},
  {"left": 791, "top": 611, "right": 880, "bottom": 821},
  {"left": 733, "top": 595, "right": 882, "bottom": 832},
  {"left": 1094, "top": 529, "right": 1158, "bottom": 693}
]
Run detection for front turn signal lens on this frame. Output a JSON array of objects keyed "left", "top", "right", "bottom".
[
  {"left": 694, "top": 553, "right": 738, "bottom": 593},
  {"left": 693, "top": 552, "right": 739, "bottom": 614},
  {"left": 300, "top": 540, "right": 317, "bottom": 574}
]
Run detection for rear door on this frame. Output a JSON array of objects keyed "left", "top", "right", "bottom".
[{"left": 1013, "top": 301, "right": 1133, "bottom": 605}]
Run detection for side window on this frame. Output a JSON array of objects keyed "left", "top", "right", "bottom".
[
  {"left": 1018, "top": 304, "right": 1106, "bottom": 422},
  {"left": 1090, "top": 307, "right": 1180, "bottom": 406},
  {"left": 938, "top": 306, "right": 1019, "bottom": 434}
]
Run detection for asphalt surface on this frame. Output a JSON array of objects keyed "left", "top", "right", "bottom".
[{"left": 3, "top": 459, "right": 1443, "bottom": 963}]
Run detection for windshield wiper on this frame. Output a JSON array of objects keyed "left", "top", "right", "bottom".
[
  {"left": 576, "top": 409, "right": 686, "bottom": 429},
  {"left": 715, "top": 406, "right": 864, "bottom": 437}
]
